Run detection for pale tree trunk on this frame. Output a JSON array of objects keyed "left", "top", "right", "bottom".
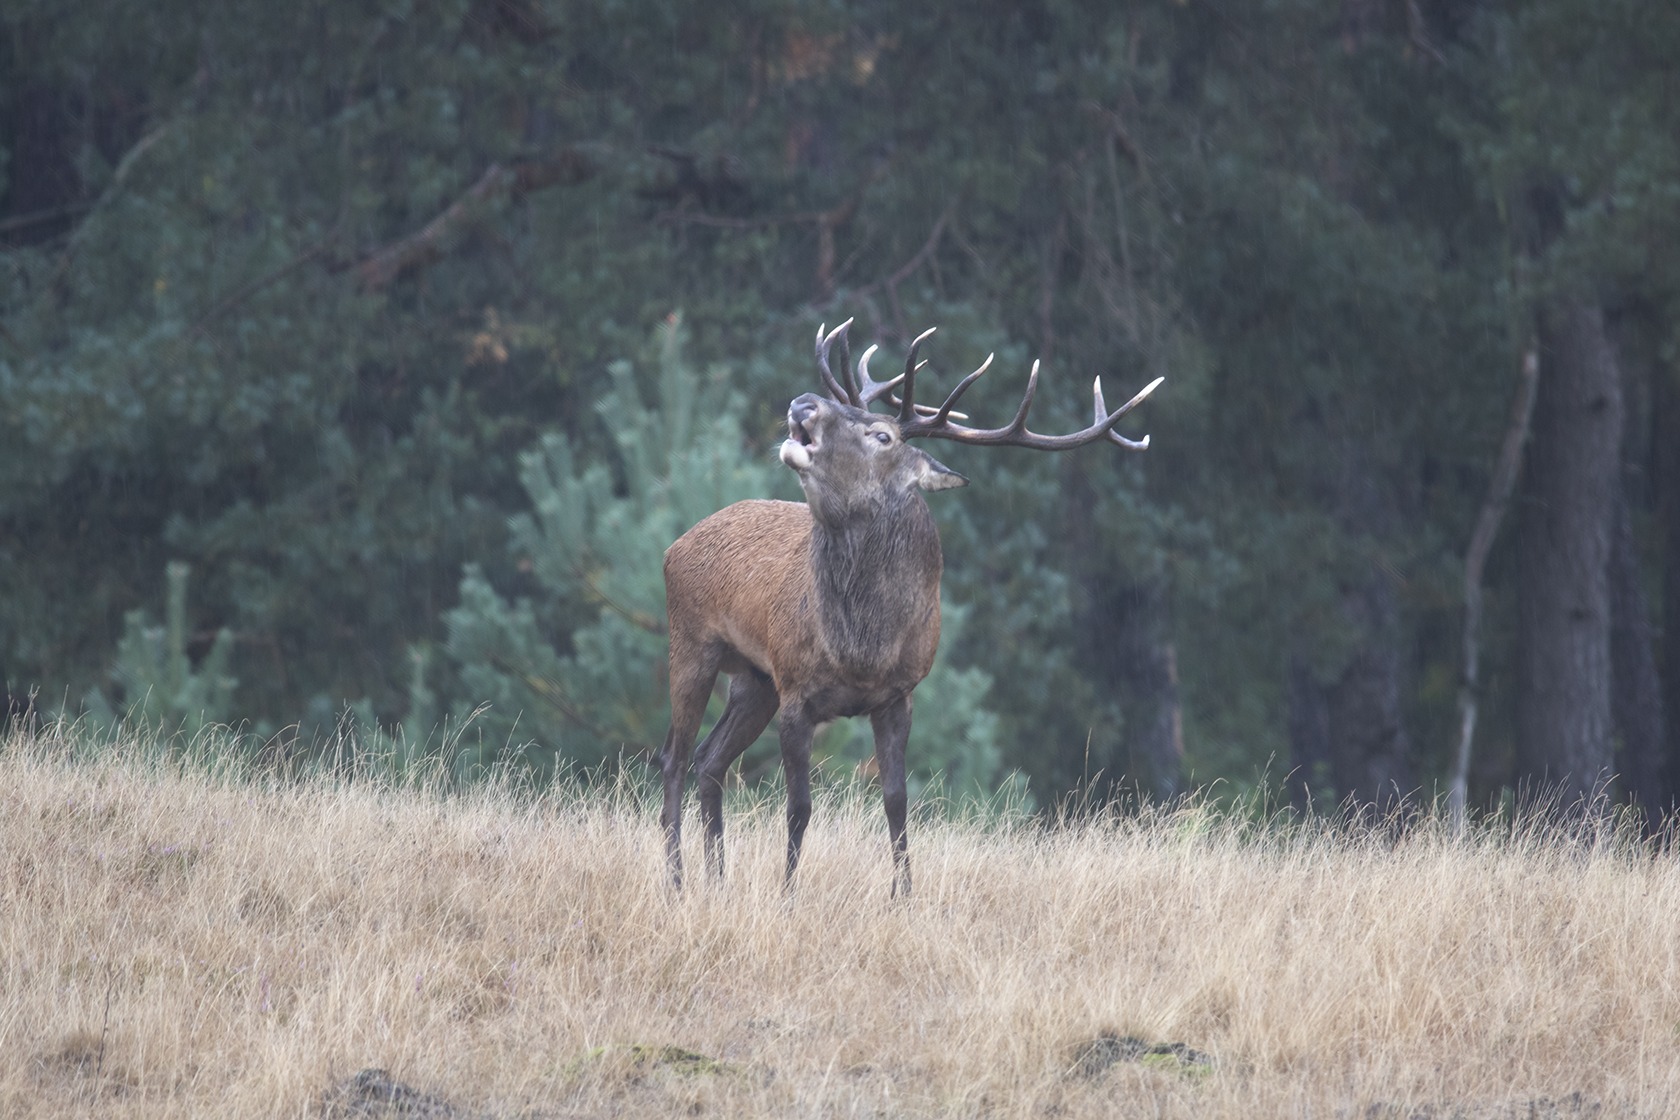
[
  {"left": 1517, "top": 296, "right": 1623, "bottom": 807},
  {"left": 1450, "top": 346, "right": 1538, "bottom": 830}
]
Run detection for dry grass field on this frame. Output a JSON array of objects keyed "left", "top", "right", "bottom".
[{"left": 3, "top": 726, "right": 1679, "bottom": 1119}]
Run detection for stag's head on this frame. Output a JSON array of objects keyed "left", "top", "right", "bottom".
[
  {"left": 781, "top": 320, "right": 1163, "bottom": 524},
  {"left": 780, "top": 393, "right": 966, "bottom": 523}
]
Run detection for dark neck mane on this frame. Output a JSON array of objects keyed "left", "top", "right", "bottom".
[{"left": 808, "top": 491, "right": 942, "bottom": 671}]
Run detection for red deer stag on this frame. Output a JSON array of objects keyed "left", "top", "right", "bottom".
[{"left": 659, "top": 320, "right": 1161, "bottom": 896}]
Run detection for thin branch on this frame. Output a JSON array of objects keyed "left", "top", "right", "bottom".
[
  {"left": 1104, "top": 132, "right": 1141, "bottom": 345},
  {"left": 45, "top": 118, "right": 179, "bottom": 291},
  {"left": 1083, "top": 101, "right": 1145, "bottom": 171},
  {"left": 573, "top": 565, "right": 666, "bottom": 635},
  {"left": 852, "top": 202, "right": 954, "bottom": 332},
  {"left": 872, "top": 204, "right": 953, "bottom": 293},
  {"left": 1037, "top": 210, "right": 1068, "bottom": 365},
  {"left": 1406, "top": 0, "right": 1448, "bottom": 65},
  {"left": 822, "top": 173, "right": 902, "bottom": 295},
  {"left": 187, "top": 236, "right": 336, "bottom": 339},
  {"left": 651, "top": 209, "right": 810, "bottom": 230},
  {"left": 0, "top": 201, "right": 95, "bottom": 237},
  {"left": 812, "top": 174, "right": 883, "bottom": 301},
  {"left": 945, "top": 218, "right": 990, "bottom": 281}
]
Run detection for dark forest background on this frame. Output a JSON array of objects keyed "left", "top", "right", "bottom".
[{"left": 3, "top": 0, "right": 1677, "bottom": 816}]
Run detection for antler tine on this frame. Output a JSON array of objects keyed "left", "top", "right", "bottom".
[
  {"left": 836, "top": 323, "right": 856, "bottom": 403},
  {"left": 896, "top": 327, "right": 938, "bottom": 423},
  {"left": 854, "top": 344, "right": 906, "bottom": 406},
  {"left": 923, "top": 352, "right": 993, "bottom": 428},
  {"left": 814, "top": 320, "right": 856, "bottom": 403},
  {"left": 886, "top": 363, "right": 971, "bottom": 419},
  {"left": 1096, "top": 375, "right": 1161, "bottom": 449},
  {"left": 1002, "top": 359, "right": 1042, "bottom": 435}
]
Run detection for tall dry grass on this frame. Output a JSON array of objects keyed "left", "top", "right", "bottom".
[{"left": 2, "top": 726, "right": 1677, "bottom": 1119}]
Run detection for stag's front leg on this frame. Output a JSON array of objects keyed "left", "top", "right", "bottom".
[
  {"left": 777, "top": 709, "right": 815, "bottom": 888},
  {"left": 870, "top": 695, "right": 913, "bottom": 898}
]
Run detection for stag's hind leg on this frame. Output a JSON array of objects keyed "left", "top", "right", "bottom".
[
  {"left": 696, "top": 669, "right": 780, "bottom": 880},
  {"left": 778, "top": 707, "right": 816, "bottom": 888},
  {"left": 661, "top": 637, "right": 722, "bottom": 889},
  {"left": 870, "top": 695, "right": 913, "bottom": 898}
]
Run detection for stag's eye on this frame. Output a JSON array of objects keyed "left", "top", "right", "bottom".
[{"left": 871, "top": 430, "right": 893, "bottom": 445}]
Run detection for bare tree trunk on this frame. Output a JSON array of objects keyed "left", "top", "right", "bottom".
[
  {"left": 1287, "top": 655, "right": 1332, "bottom": 811},
  {"left": 1304, "top": 430, "right": 1416, "bottom": 816},
  {"left": 1282, "top": 427, "right": 1414, "bottom": 817},
  {"left": 1325, "top": 575, "right": 1413, "bottom": 814},
  {"left": 1109, "top": 582, "right": 1183, "bottom": 802},
  {"left": 1450, "top": 346, "right": 1539, "bottom": 830},
  {"left": 1517, "top": 296, "right": 1624, "bottom": 806},
  {"left": 1660, "top": 368, "right": 1680, "bottom": 823},
  {"left": 1610, "top": 488, "right": 1666, "bottom": 821},
  {"left": 1062, "top": 462, "right": 1181, "bottom": 805},
  {"left": 1074, "top": 575, "right": 1182, "bottom": 803}
]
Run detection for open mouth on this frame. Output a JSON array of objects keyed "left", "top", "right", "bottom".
[
  {"left": 781, "top": 396, "right": 822, "bottom": 473},
  {"left": 780, "top": 411, "right": 818, "bottom": 472}
]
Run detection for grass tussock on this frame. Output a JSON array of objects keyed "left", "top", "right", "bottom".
[{"left": 3, "top": 727, "right": 1678, "bottom": 1118}]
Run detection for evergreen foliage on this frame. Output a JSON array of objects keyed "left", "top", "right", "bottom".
[
  {"left": 83, "top": 561, "right": 237, "bottom": 741},
  {"left": 2, "top": 0, "right": 1676, "bottom": 813}
]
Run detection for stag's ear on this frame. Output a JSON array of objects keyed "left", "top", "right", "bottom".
[{"left": 911, "top": 448, "right": 968, "bottom": 492}]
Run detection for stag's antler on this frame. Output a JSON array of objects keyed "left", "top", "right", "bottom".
[
  {"left": 814, "top": 320, "right": 860, "bottom": 404},
  {"left": 817, "top": 320, "right": 1160, "bottom": 449},
  {"left": 902, "top": 353, "right": 1161, "bottom": 451},
  {"left": 815, "top": 320, "right": 930, "bottom": 411}
]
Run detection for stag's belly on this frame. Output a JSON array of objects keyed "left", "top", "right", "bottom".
[
  {"left": 786, "top": 617, "right": 939, "bottom": 719},
  {"left": 716, "top": 625, "right": 932, "bottom": 719},
  {"left": 795, "top": 678, "right": 914, "bottom": 720}
]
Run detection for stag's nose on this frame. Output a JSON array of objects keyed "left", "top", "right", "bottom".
[{"left": 788, "top": 393, "right": 823, "bottom": 429}]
